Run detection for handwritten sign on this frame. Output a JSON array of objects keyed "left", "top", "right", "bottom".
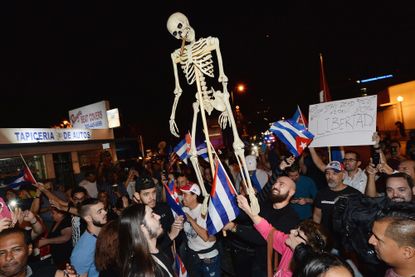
[{"left": 308, "top": 95, "right": 377, "bottom": 147}]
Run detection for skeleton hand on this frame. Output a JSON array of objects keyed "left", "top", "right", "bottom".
[
  {"left": 218, "top": 111, "right": 230, "bottom": 129},
  {"left": 169, "top": 119, "right": 180, "bottom": 137}
]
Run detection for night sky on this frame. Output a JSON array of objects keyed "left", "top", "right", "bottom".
[{"left": 2, "top": 1, "right": 415, "bottom": 147}]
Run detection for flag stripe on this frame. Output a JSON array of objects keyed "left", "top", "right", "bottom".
[{"left": 206, "top": 159, "right": 239, "bottom": 235}]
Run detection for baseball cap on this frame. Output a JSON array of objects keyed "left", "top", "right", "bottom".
[
  {"left": 325, "top": 161, "right": 345, "bottom": 173},
  {"left": 245, "top": 155, "right": 257, "bottom": 171},
  {"left": 180, "top": 183, "right": 201, "bottom": 196}
]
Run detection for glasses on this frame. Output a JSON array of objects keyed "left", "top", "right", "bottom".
[
  {"left": 294, "top": 229, "right": 307, "bottom": 242},
  {"left": 343, "top": 158, "right": 357, "bottom": 163}
]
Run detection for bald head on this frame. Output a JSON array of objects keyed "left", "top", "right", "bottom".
[{"left": 269, "top": 176, "right": 296, "bottom": 204}]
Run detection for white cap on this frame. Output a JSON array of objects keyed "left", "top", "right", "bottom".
[{"left": 180, "top": 183, "right": 201, "bottom": 196}]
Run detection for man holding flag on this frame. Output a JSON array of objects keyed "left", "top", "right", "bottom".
[
  {"left": 180, "top": 183, "right": 220, "bottom": 277},
  {"left": 223, "top": 174, "right": 300, "bottom": 277}
]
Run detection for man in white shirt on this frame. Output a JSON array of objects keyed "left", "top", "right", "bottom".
[
  {"left": 342, "top": 151, "right": 367, "bottom": 194},
  {"left": 78, "top": 172, "right": 98, "bottom": 198},
  {"left": 181, "top": 183, "right": 220, "bottom": 277}
]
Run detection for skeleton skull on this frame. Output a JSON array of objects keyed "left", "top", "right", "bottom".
[{"left": 166, "top": 12, "right": 195, "bottom": 42}]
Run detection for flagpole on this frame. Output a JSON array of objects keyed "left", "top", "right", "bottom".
[
  {"left": 298, "top": 105, "right": 307, "bottom": 129},
  {"left": 19, "top": 153, "right": 37, "bottom": 183},
  {"left": 320, "top": 53, "right": 329, "bottom": 103}
]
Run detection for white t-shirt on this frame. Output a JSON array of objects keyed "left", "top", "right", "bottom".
[
  {"left": 79, "top": 180, "right": 98, "bottom": 198},
  {"left": 343, "top": 168, "right": 367, "bottom": 194},
  {"left": 183, "top": 204, "right": 218, "bottom": 259}
]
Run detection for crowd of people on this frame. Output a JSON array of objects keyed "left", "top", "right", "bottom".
[{"left": 1, "top": 131, "right": 415, "bottom": 277}]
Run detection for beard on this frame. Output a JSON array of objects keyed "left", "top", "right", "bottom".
[
  {"left": 92, "top": 218, "right": 107, "bottom": 228},
  {"left": 327, "top": 180, "right": 338, "bottom": 189},
  {"left": 269, "top": 190, "right": 289, "bottom": 203},
  {"left": 143, "top": 221, "right": 163, "bottom": 239}
]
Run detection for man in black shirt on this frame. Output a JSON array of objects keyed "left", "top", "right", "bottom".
[
  {"left": 223, "top": 175, "right": 300, "bottom": 277},
  {"left": 133, "top": 177, "right": 183, "bottom": 263},
  {"left": 313, "top": 161, "right": 361, "bottom": 249}
]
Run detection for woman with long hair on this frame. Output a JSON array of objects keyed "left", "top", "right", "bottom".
[
  {"left": 95, "top": 220, "right": 121, "bottom": 277},
  {"left": 118, "top": 204, "right": 174, "bottom": 277}
]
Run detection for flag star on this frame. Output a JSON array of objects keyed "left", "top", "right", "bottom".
[{"left": 300, "top": 142, "right": 307, "bottom": 149}]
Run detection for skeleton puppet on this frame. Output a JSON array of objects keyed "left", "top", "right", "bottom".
[{"left": 167, "top": 12, "right": 259, "bottom": 215}]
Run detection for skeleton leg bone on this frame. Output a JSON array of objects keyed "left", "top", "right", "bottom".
[{"left": 189, "top": 101, "right": 210, "bottom": 216}]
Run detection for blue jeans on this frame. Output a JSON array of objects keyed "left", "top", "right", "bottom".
[
  {"left": 201, "top": 255, "right": 221, "bottom": 277},
  {"left": 182, "top": 245, "right": 221, "bottom": 277}
]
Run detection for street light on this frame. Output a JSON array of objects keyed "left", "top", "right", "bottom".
[
  {"left": 231, "top": 82, "right": 247, "bottom": 105},
  {"left": 397, "top": 96, "right": 404, "bottom": 125}
]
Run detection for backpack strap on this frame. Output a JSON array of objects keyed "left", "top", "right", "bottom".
[{"left": 267, "top": 227, "right": 279, "bottom": 277}]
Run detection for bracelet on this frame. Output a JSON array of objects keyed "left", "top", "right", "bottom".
[
  {"left": 373, "top": 146, "right": 380, "bottom": 149},
  {"left": 31, "top": 219, "right": 38, "bottom": 225},
  {"left": 66, "top": 206, "right": 71, "bottom": 213}
]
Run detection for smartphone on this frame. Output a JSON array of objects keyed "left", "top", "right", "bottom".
[
  {"left": 372, "top": 151, "right": 380, "bottom": 166},
  {"left": 0, "top": 197, "right": 12, "bottom": 219},
  {"left": 112, "top": 184, "right": 119, "bottom": 192}
]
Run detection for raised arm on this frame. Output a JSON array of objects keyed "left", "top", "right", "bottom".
[{"left": 309, "top": 147, "right": 326, "bottom": 172}]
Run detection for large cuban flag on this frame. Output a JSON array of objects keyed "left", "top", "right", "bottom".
[
  {"left": 206, "top": 158, "right": 240, "bottom": 235},
  {"left": 270, "top": 119, "right": 314, "bottom": 157}
]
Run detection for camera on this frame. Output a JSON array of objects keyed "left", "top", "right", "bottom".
[{"left": 372, "top": 151, "right": 380, "bottom": 166}]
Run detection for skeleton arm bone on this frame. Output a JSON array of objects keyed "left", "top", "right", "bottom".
[
  {"left": 169, "top": 52, "right": 183, "bottom": 137},
  {"left": 208, "top": 37, "right": 228, "bottom": 86}
]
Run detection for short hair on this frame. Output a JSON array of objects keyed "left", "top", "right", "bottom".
[
  {"left": 378, "top": 202, "right": 415, "bottom": 248},
  {"left": 286, "top": 162, "right": 300, "bottom": 173},
  {"left": 71, "top": 186, "right": 88, "bottom": 198},
  {"left": 345, "top": 151, "right": 360, "bottom": 161},
  {"left": 0, "top": 227, "right": 30, "bottom": 245},
  {"left": 135, "top": 177, "right": 156, "bottom": 192},
  {"left": 386, "top": 172, "right": 414, "bottom": 189},
  {"left": 79, "top": 198, "right": 100, "bottom": 219}
]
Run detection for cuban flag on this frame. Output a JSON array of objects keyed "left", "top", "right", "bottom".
[
  {"left": 206, "top": 158, "right": 240, "bottom": 235},
  {"left": 196, "top": 142, "right": 209, "bottom": 163},
  {"left": 290, "top": 105, "right": 308, "bottom": 128},
  {"left": 7, "top": 166, "right": 37, "bottom": 190},
  {"left": 270, "top": 120, "right": 314, "bottom": 157},
  {"left": 163, "top": 180, "right": 186, "bottom": 219},
  {"left": 174, "top": 252, "right": 188, "bottom": 277},
  {"left": 173, "top": 133, "right": 192, "bottom": 164},
  {"left": 173, "top": 133, "right": 209, "bottom": 164}
]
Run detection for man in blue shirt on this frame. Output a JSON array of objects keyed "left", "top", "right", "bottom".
[
  {"left": 71, "top": 198, "right": 107, "bottom": 277},
  {"left": 286, "top": 163, "right": 317, "bottom": 220}
]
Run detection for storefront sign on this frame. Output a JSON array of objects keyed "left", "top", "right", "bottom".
[
  {"left": 69, "top": 101, "right": 110, "bottom": 129},
  {"left": 0, "top": 128, "right": 114, "bottom": 144}
]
